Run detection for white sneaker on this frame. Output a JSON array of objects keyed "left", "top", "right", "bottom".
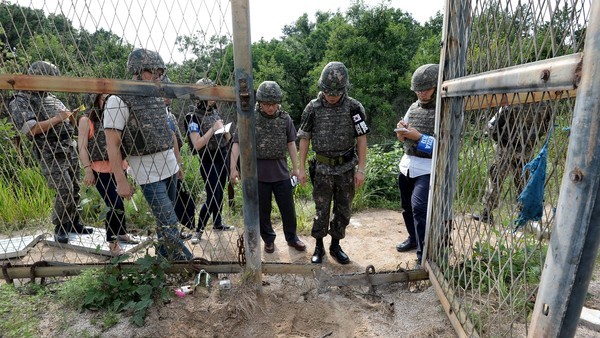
[{"left": 191, "top": 231, "right": 203, "bottom": 244}]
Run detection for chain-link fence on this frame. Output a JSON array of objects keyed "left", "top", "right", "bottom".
[
  {"left": 0, "top": 0, "right": 425, "bottom": 297},
  {"left": 426, "top": 0, "right": 596, "bottom": 336},
  {"left": 2, "top": 0, "right": 599, "bottom": 336},
  {"left": 0, "top": 0, "right": 249, "bottom": 272}
]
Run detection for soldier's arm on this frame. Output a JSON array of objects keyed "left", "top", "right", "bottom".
[
  {"left": 288, "top": 141, "right": 299, "bottom": 178},
  {"left": 27, "top": 110, "right": 73, "bottom": 136},
  {"left": 354, "top": 135, "right": 367, "bottom": 188},
  {"left": 298, "top": 138, "right": 310, "bottom": 185}
]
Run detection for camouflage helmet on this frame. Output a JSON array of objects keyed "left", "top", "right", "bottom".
[
  {"left": 256, "top": 81, "right": 283, "bottom": 103},
  {"left": 318, "top": 61, "right": 349, "bottom": 96},
  {"left": 196, "top": 77, "right": 214, "bottom": 86},
  {"left": 411, "top": 64, "right": 439, "bottom": 91},
  {"left": 28, "top": 61, "right": 61, "bottom": 76},
  {"left": 126, "top": 48, "right": 165, "bottom": 75}
]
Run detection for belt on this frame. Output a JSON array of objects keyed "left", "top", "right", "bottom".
[{"left": 315, "top": 153, "right": 351, "bottom": 166}]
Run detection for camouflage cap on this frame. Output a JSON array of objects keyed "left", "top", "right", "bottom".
[
  {"left": 28, "top": 61, "right": 61, "bottom": 76},
  {"left": 318, "top": 61, "right": 349, "bottom": 96},
  {"left": 411, "top": 64, "right": 439, "bottom": 91},
  {"left": 127, "top": 48, "right": 166, "bottom": 75},
  {"left": 256, "top": 81, "right": 283, "bottom": 103}
]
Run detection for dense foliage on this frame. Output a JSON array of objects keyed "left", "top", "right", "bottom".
[
  {"left": 0, "top": 0, "right": 442, "bottom": 142},
  {"left": 0, "top": 1, "right": 442, "bottom": 225}
]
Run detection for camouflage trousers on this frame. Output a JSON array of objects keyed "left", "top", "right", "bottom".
[
  {"left": 311, "top": 169, "right": 355, "bottom": 240},
  {"left": 482, "top": 144, "right": 533, "bottom": 212},
  {"left": 39, "top": 145, "right": 82, "bottom": 229}
]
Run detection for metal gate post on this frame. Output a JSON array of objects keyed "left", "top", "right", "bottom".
[
  {"left": 231, "top": 0, "right": 261, "bottom": 289},
  {"left": 529, "top": 1, "right": 600, "bottom": 336}
]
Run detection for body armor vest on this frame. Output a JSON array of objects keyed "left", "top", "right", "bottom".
[
  {"left": 404, "top": 101, "right": 436, "bottom": 158},
  {"left": 310, "top": 96, "right": 358, "bottom": 156},
  {"left": 255, "top": 109, "right": 288, "bottom": 159},
  {"left": 119, "top": 95, "right": 173, "bottom": 156},
  {"left": 87, "top": 115, "right": 109, "bottom": 162},
  {"left": 35, "top": 93, "right": 73, "bottom": 154},
  {"left": 193, "top": 107, "right": 227, "bottom": 152}
]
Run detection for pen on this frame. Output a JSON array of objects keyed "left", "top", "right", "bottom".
[{"left": 131, "top": 198, "right": 138, "bottom": 212}]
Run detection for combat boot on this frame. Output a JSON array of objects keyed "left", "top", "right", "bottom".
[
  {"left": 54, "top": 224, "right": 69, "bottom": 244},
  {"left": 329, "top": 244, "right": 350, "bottom": 265},
  {"left": 311, "top": 245, "right": 325, "bottom": 264},
  {"left": 71, "top": 222, "right": 94, "bottom": 234},
  {"left": 472, "top": 210, "right": 493, "bottom": 224}
]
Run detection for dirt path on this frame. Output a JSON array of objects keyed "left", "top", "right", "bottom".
[{"left": 7, "top": 208, "right": 600, "bottom": 337}]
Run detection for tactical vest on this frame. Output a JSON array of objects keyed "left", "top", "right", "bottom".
[
  {"left": 489, "top": 103, "right": 552, "bottom": 150},
  {"left": 255, "top": 109, "right": 288, "bottom": 160},
  {"left": 191, "top": 106, "right": 227, "bottom": 152},
  {"left": 403, "top": 101, "right": 436, "bottom": 158},
  {"left": 87, "top": 115, "right": 109, "bottom": 162},
  {"left": 118, "top": 95, "right": 173, "bottom": 156},
  {"left": 35, "top": 93, "right": 73, "bottom": 155},
  {"left": 310, "top": 95, "right": 357, "bottom": 156}
]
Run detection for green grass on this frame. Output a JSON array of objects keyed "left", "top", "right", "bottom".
[
  {"left": 0, "top": 283, "right": 46, "bottom": 337},
  {"left": 0, "top": 167, "right": 53, "bottom": 231}
]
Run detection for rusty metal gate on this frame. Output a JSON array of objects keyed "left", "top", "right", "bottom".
[{"left": 426, "top": 0, "right": 598, "bottom": 336}]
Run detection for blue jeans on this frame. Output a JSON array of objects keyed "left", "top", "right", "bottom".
[
  {"left": 140, "top": 174, "right": 192, "bottom": 260},
  {"left": 398, "top": 171, "right": 430, "bottom": 263}
]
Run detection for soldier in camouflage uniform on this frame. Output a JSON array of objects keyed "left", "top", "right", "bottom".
[
  {"left": 473, "top": 97, "right": 552, "bottom": 223},
  {"left": 185, "top": 77, "right": 233, "bottom": 244},
  {"left": 8, "top": 61, "right": 94, "bottom": 244},
  {"left": 104, "top": 48, "right": 192, "bottom": 261},
  {"left": 298, "top": 62, "right": 369, "bottom": 265},
  {"left": 395, "top": 64, "right": 438, "bottom": 266},
  {"left": 230, "top": 81, "right": 306, "bottom": 253}
]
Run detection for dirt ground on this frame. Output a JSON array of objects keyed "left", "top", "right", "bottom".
[{"left": 7, "top": 209, "right": 600, "bottom": 337}]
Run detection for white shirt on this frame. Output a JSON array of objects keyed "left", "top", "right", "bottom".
[
  {"left": 398, "top": 113, "right": 434, "bottom": 178},
  {"left": 103, "top": 95, "right": 179, "bottom": 185},
  {"left": 399, "top": 154, "right": 432, "bottom": 178}
]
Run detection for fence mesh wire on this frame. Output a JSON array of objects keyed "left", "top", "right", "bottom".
[
  {"left": 0, "top": 0, "right": 246, "bottom": 267},
  {"left": 427, "top": 0, "right": 590, "bottom": 336},
  {"left": 0, "top": 0, "right": 595, "bottom": 336}
]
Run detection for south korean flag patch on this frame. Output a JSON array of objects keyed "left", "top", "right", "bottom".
[{"left": 352, "top": 113, "right": 369, "bottom": 136}]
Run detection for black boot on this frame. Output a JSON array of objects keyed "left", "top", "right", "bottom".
[
  {"left": 311, "top": 238, "right": 325, "bottom": 264},
  {"left": 71, "top": 222, "right": 94, "bottom": 234},
  {"left": 472, "top": 210, "right": 493, "bottom": 223},
  {"left": 54, "top": 224, "right": 69, "bottom": 244},
  {"left": 396, "top": 238, "right": 417, "bottom": 252},
  {"left": 311, "top": 246, "right": 324, "bottom": 264},
  {"left": 329, "top": 241, "right": 350, "bottom": 265}
]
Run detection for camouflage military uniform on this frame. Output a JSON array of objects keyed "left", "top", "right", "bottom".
[
  {"left": 9, "top": 91, "right": 82, "bottom": 233},
  {"left": 481, "top": 102, "right": 552, "bottom": 217},
  {"left": 298, "top": 92, "right": 369, "bottom": 240}
]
